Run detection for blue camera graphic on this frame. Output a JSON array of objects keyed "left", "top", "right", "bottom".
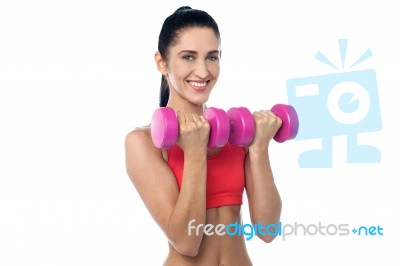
[{"left": 286, "top": 40, "right": 382, "bottom": 168}]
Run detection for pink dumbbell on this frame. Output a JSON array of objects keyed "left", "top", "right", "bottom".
[
  {"left": 227, "top": 104, "right": 299, "bottom": 146},
  {"left": 151, "top": 107, "right": 230, "bottom": 148}
]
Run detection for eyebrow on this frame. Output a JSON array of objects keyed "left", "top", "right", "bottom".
[{"left": 178, "top": 50, "right": 220, "bottom": 55}]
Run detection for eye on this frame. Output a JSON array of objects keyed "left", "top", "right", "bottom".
[
  {"left": 182, "top": 55, "right": 194, "bottom": 61},
  {"left": 207, "top": 55, "right": 219, "bottom": 61}
]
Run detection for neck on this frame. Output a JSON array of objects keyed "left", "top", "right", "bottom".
[{"left": 166, "top": 97, "right": 206, "bottom": 115}]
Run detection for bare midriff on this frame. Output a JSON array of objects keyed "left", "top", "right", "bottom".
[{"left": 163, "top": 205, "right": 252, "bottom": 266}]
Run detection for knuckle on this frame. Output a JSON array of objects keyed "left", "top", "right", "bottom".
[
  {"left": 179, "top": 125, "right": 188, "bottom": 133},
  {"left": 255, "top": 120, "right": 264, "bottom": 128}
]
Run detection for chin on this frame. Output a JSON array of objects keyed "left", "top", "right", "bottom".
[{"left": 191, "top": 96, "right": 210, "bottom": 105}]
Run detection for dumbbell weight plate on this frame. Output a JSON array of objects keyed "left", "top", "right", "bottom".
[
  {"left": 204, "top": 107, "right": 230, "bottom": 148},
  {"left": 227, "top": 107, "right": 255, "bottom": 147},
  {"left": 151, "top": 107, "right": 178, "bottom": 148},
  {"left": 271, "top": 104, "right": 299, "bottom": 143}
]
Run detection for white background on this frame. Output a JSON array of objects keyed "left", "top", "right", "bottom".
[{"left": 1, "top": 0, "right": 400, "bottom": 265}]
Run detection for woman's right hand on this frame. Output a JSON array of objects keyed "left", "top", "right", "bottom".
[{"left": 176, "top": 112, "right": 210, "bottom": 155}]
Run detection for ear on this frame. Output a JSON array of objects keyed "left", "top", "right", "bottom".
[{"left": 155, "top": 51, "right": 168, "bottom": 75}]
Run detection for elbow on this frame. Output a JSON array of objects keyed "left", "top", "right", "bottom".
[
  {"left": 179, "top": 247, "right": 200, "bottom": 257},
  {"left": 259, "top": 234, "right": 277, "bottom": 243},
  {"left": 166, "top": 218, "right": 203, "bottom": 257},
  {"left": 168, "top": 232, "right": 201, "bottom": 257},
  {"left": 174, "top": 242, "right": 200, "bottom": 257}
]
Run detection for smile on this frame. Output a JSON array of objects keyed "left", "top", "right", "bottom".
[{"left": 187, "top": 80, "right": 209, "bottom": 91}]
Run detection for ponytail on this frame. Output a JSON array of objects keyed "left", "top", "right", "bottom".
[{"left": 159, "top": 75, "right": 169, "bottom": 107}]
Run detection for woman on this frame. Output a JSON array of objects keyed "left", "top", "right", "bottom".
[{"left": 125, "top": 6, "right": 282, "bottom": 265}]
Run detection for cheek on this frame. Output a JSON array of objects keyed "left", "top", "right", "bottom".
[
  {"left": 170, "top": 62, "right": 192, "bottom": 79},
  {"left": 210, "top": 63, "right": 220, "bottom": 78}
]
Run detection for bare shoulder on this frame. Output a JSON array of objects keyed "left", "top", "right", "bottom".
[
  {"left": 125, "top": 126, "right": 169, "bottom": 163},
  {"left": 125, "top": 127, "right": 158, "bottom": 175},
  {"left": 124, "top": 126, "right": 172, "bottom": 184},
  {"left": 125, "top": 126, "right": 152, "bottom": 150}
]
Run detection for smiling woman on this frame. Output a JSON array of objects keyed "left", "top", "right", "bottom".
[
  {"left": 125, "top": 6, "right": 282, "bottom": 266},
  {"left": 156, "top": 26, "right": 220, "bottom": 107},
  {"left": 156, "top": 7, "right": 221, "bottom": 109}
]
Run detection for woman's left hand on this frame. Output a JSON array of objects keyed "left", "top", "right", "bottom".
[{"left": 248, "top": 110, "right": 282, "bottom": 154}]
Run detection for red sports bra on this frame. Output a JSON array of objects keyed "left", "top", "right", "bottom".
[{"left": 167, "top": 143, "right": 246, "bottom": 209}]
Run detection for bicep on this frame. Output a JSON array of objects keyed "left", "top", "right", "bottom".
[
  {"left": 244, "top": 154, "right": 255, "bottom": 223},
  {"left": 125, "top": 130, "right": 179, "bottom": 233},
  {"left": 244, "top": 152, "right": 252, "bottom": 194}
]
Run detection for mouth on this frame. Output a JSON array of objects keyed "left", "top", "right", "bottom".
[{"left": 187, "top": 80, "right": 210, "bottom": 91}]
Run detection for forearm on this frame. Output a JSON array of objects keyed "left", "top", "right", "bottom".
[
  {"left": 248, "top": 150, "right": 282, "bottom": 226},
  {"left": 167, "top": 152, "right": 207, "bottom": 256}
]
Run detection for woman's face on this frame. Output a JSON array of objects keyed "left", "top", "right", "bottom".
[{"left": 165, "top": 27, "right": 220, "bottom": 105}]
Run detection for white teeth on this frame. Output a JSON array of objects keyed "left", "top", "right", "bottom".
[{"left": 189, "top": 81, "right": 207, "bottom": 87}]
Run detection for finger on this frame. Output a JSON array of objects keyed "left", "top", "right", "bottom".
[
  {"left": 198, "top": 115, "right": 208, "bottom": 124},
  {"left": 191, "top": 114, "right": 199, "bottom": 122},
  {"left": 264, "top": 110, "right": 277, "bottom": 118},
  {"left": 253, "top": 110, "right": 269, "bottom": 120},
  {"left": 255, "top": 110, "right": 277, "bottom": 120},
  {"left": 252, "top": 110, "right": 262, "bottom": 118},
  {"left": 177, "top": 111, "right": 186, "bottom": 124},
  {"left": 183, "top": 113, "right": 194, "bottom": 122},
  {"left": 254, "top": 110, "right": 281, "bottom": 127},
  {"left": 265, "top": 110, "right": 282, "bottom": 127}
]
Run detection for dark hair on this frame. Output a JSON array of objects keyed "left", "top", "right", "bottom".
[{"left": 158, "top": 6, "right": 220, "bottom": 107}]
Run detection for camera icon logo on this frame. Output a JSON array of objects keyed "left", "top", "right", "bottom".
[{"left": 286, "top": 40, "right": 382, "bottom": 168}]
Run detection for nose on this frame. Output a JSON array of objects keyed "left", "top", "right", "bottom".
[{"left": 194, "top": 60, "right": 209, "bottom": 79}]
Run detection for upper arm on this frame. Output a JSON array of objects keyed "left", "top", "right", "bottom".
[
  {"left": 125, "top": 128, "right": 179, "bottom": 235},
  {"left": 243, "top": 148, "right": 252, "bottom": 198},
  {"left": 244, "top": 153, "right": 255, "bottom": 223}
]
